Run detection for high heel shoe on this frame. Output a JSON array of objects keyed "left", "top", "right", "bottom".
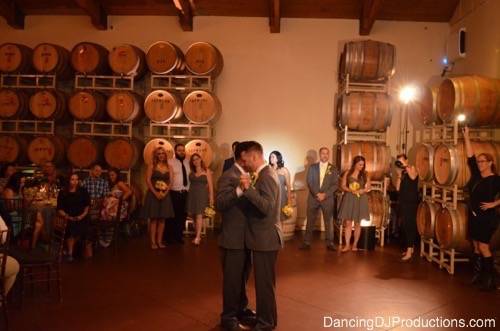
[{"left": 192, "top": 237, "right": 201, "bottom": 246}]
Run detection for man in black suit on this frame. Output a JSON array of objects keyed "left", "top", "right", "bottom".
[
  {"left": 300, "top": 146, "right": 339, "bottom": 251},
  {"left": 217, "top": 142, "right": 256, "bottom": 331},
  {"left": 222, "top": 141, "right": 240, "bottom": 173},
  {"left": 239, "top": 141, "right": 283, "bottom": 331}
]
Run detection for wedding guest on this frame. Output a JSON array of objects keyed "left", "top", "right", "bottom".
[
  {"left": 0, "top": 217, "right": 19, "bottom": 297},
  {"left": 463, "top": 126, "right": 499, "bottom": 291},
  {"left": 222, "top": 141, "right": 239, "bottom": 173},
  {"left": 338, "top": 156, "right": 371, "bottom": 252},
  {"left": 269, "top": 150, "right": 292, "bottom": 221},
  {"left": 143, "top": 147, "right": 174, "bottom": 249},
  {"left": 187, "top": 153, "right": 214, "bottom": 246},
  {"left": 2, "top": 172, "right": 25, "bottom": 200},
  {"left": 41, "top": 161, "right": 66, "bottom": 189},
  {"left": 82, "top": 164, "right": 109, "bottom": 200},
  {"left": 57, "top": 173, "right": 91, "bottom": 262},
  {"left": 0, "top": 163, "right": 16, "bottom": 193}
]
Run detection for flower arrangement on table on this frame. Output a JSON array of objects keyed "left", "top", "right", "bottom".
[
  {"left": 282, "top": 204, "right": 294, "bottom": 218},
  {"left": 349, "top": 181, "right": 361, "bottom": 198},
  {"left": 204, "top": 206, "right": 216, "bottom": 218}
]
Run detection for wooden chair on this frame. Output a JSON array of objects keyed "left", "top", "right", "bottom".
[
  {"left": 0, "top": 229, "right": 11, "bottom": 330},
  {"left": 0, "top": 198, "right": 28, "bottom": 238},
  {"left": 96, "top": 197, "right": 124, "bottom": 255}
]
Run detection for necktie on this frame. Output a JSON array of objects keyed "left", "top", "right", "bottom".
[{"left": 181, "top": 161, "right": 188, "bottom": 186}]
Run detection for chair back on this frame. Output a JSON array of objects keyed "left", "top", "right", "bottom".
[
  {"left": 89, "top": 198, "right": 104, "bottom": 222},
  {"left": 48, "top": 216, "right": 67, "bottom": 262}
]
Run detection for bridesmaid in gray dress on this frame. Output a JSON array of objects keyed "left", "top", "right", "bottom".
[
  {"left": 269, "top": 151, "right": 292, "bottom": 220},
  {"left": 143, "top": 147, "right": 175, "bottom": 249},
  {"left": 338, "top": 155, "right": 371, "bottom": 252},
  {"left": 187, "top": 153, "right": 214, "bottom": 245}
]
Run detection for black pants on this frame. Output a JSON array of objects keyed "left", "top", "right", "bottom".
[
  {"left": 399, "top": 202, "right": 418, "bottom": 249},
  {"left": 253, "top": 250, "right": 278, "bottom": 331},
  {"left": 220, "top": 248, "right": 252, "bottom": 327},
  {"left": 165, "top": 190, "right": 187, "bottom": 243}
]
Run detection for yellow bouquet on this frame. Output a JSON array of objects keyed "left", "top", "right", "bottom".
[
  {"left": 282, "top": 204, "right": 294, "bottom": 218},
  {"left": 349, "top": 181, "right": 360, "bottom": 198},
  {"left": 155, "top": 180, "right": 168, "bottom": 192},
  {"left": 204, "top": 206, "right": 216, "bottom": 218}
]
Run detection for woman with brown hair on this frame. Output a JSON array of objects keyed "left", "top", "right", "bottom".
[
  {"left": 142, "top": 147, "right": 175, "bottom": 249},
  {"left": 463, "top": 126, "right": 500, "bottom": 291},
  {"left": 187, "top": 153, "right": 213, "bottom": 245},
  {"left": 338, "top": 155, "right": 371, "bottom": 252}
]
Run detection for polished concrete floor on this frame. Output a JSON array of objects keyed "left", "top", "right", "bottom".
[{"left": 8, "top": 232, "right": 500, "bottom": 331}]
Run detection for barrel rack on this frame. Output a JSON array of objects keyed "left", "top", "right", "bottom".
[
  {"left": 1, "top": 74, "right": 57, "bottom": 89},
  {"left": 74, "top": 75, "right": 134, "bottom": 91},
  {"left": 0, "top": 120, "right": 54, "bottom": 134},
  {"left": 338, "top": 74, "right": 390, "bottom": 95},
  {"left": 415, "top": 121, "right": 496, "bottom": 145},
  {"left": 150, "top": 75, "right": 212, "bottom": 91},
  {"left": 337, "top": 125, "right": 387, "bottom": 145}
]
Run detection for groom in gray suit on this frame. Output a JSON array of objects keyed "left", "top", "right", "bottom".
[{"left": 300, "top": 146, "right": 339, "bottom": 250}]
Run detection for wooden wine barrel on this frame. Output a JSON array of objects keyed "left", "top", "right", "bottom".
[
  {"left": 338, "top": 142, "right": 390, "bottom": 180},
  {"left": 185, "top": 42, "right": 223, "bottom": 78},
  {"left": 144, "top": 90, "right": 182, "bottom": 123},
  {"left": 32, "top": 43, "right": 72, "bottom": 79},
  {"left": 70, "top": 42, "right": 109, "bottom": 74},
  {"left": 68, "top": 90, "right": 106, "bottom": 121},
  {"left": 104, "top": 138, "right": 142, "bottom": 170},
  {"left": 409, "top": 143, "right": 434, "bottom": 182},
  {"left": 416, "top": 200, "right": 439, "bottom": 239},
  {"left": 108, "top": 44, "right": 146, "bottom": 78},
  {"left": 29, "top": 90, "right": 67, "bottom": 121},
  {"left": 367, "top": 191, "right": 388, "bottom": 228},
  {"left": 409, "top": 86, "right": 440, "bottom": 127},
  {"left": 183, "top": 90, "right": 221, "bottom": 124},
  {"left": 185, "top": 139, "right": 214, "bottom": 167},
  {"left": 143, "top": 138, "right": 174, "bottom": 165},
  {"left": 146, "top": 41, "right": 185, "bottom": 74},
  {"left": 435, "top": 203, "right": 471, "bottom": 252},
  {"left": 106, "top": 91, "right": 143, "bottom": 122},
  {"left": 281, "top": 191, "right": 298, "bottom": 241},
  {"left": 27, "top": 135, "right": 66, "bottom": 165},
  {"left": 0, "top": 135, "right": 28, "bottom": 163},
  {"left": 337, "top": 92, "right": 393, "bottom": 132},
  {"left": 0, "top": 43, "right": 33, "bottom": 73},
  {"left": 0, "top": 89, "right": 30, "bottom": 119},
  {"left": 339, "top": 40, "right": 396, "bottom": 82},
  {"left": 67, "top": 137, "right": 103, "bottom": 168},
  {"left": 437, "top": 75, "right": 500, "bottom": 126},
  {"left": 433, "top": 141, "right": 500, "bottom": 187}
]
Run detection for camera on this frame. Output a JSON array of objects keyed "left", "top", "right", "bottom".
[{"left": 395, "top": 160, "right": 406, "bottom": 169}]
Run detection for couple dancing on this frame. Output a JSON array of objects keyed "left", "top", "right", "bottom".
[{"left": 217, "top": 141, "right": 283, "bottom": 331}]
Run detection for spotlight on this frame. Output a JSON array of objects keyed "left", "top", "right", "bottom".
[
  {"left": 457, "top": 114, "right": 466, "bottom": 122},
  {"left": 442, "top": 57, "right": 448, "bottom": 65},
  {"left": 399, "top": 85, "right": 417, "bottom": 104}
]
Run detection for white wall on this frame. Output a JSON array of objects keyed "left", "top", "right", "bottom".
[{"left": 0, "top": 15, "right": 449, "bottom": 184}]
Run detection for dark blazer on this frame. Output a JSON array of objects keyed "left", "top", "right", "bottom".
[
  {"left": 243, "top": 165, "right": 283, "bottom": 251},
  {"left": 216, "top": 164, "right": 248, "bottom": 249},
  {"left": 307, "top": 162, "right": 339, "bottom": 203},
  {"left": 222, "top": 157, "right": 235, "bottom": 173}
]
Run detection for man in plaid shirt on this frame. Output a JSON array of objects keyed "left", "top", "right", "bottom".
[{"left": 82, "top": 164, "right": 110, "bottom": 199}]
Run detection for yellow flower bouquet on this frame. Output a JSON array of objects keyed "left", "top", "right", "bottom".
[
  {"left": 282, "top": 204, "right": 294, "bottom": 218},
  {"left": 204, "top": 206, "right": 216, "bottom": 218},
  {"left": 155, "top": 180, "right": 168, "bottom": 192},
  {"left": 349, "top": 181, "right": 360, "bottom": 197}
]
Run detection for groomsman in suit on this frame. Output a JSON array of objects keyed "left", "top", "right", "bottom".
[
  {"left": 222, "top": 141, "right": 240, "bottom": 173},
  {"left": 300, "top": 147, "right": 339, "bottom": 251},
  {"left": 239, "top": 141, "right": 283, "bottom": 331},
  {"left": 217, "top": 142, "right": 256, "bottom": 331}
]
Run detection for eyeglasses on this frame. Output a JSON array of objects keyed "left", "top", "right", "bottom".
[{"left": 476, "top": 160, "right": 490, "bottom": 164}]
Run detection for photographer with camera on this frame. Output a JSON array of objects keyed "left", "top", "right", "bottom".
[{"left": 395, "top": 154, "right": 419, "bottom": 261}]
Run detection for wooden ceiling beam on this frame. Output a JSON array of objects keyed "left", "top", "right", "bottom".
[
  {"left": 269, "top": 0, "right": 280, "bottom": 33},
  {"left": 74, "top": 0, "right": 108, "bottom": 30},
  {"left": 173, "top": 0, "right": 193, "bottom": 31},
  {"left": 359, "top": 0, "right": 382, "bottom": 36},
  {"left": 0, "top": 0, "right": 24, "bottom": 29}
]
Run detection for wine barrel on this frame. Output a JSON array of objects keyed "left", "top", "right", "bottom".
[
  {"left": 433, "top": 141, "right": 500, "bottom": 187},
  {"left": 185, "top": 139, "right": 214, "bottom": 167},
  {"left": 0, "top": 135, "right": 27, "bottom": 163},
  {"left": 29, "top": 90, "right": 67, "bottom": 121},
  {"left": 409, "top": 143, "right": 434, "bottom": 182},
  {"left": 146, "top": 41, "right": 185, "bottom": 74},
  {"left": 281, "top": 191, "right": 298, "bottom": 241},
  {"left": 367, "top": 191, "right": 388, "bottom": 228},
  {"left": 104, "top": 138, "right": 142, "bottom": 170},
  {"left": 416, "top": 200, "right": 439, "bottom": 239},
  {"left": 0, "top": 43, "right": 33, "bottom": 73},
  {"left": 437, "top": 75, "right": 500, "bottom": 126},
  {"left": 185, "top": 42, "right": 223, "bottom": 78},
  {"left": 27, "top": 135, "right": 66, "bottom": 165},
  {"left": 32, "top": 43, "right": 72, "bottom": 79},
  {"left": 108, "top": 44, "right": 146, "bottom": 78},
  {"left": 106, "top": 91, "right": 143, "bottom": 122},
  {"left": 68, "top": 90, "right": 106, "bottom": 121},
  {"left": 338, "top": 142, "right": 390, "bottom": 180},
  {"left": 144, "top": 90, "right": 182, "bottom": 123},
  {"left": 337, "top": 92, "right": 393, "bottom": 132},
  {"left": 67, "top": 137, "right": 103, "bottom": 168},
  {"left": 435, "top": 203, "right": 471, "bottom": 252},
  {"left": 70, "top": 42, "right": 109, "bottom": 74},
  {"left": 339, "top": 40, "right": 396, "bottom": 82},
  {"left": 409, "top": 86, "right": 440, "bottom": 127},
  {"left": 0, "top": 89, "right": 30, "bottom": 119},
  {"left": 183, "top": 90, "right": 221, "bottom": 124},
  {"left": 143, "top": 138, "right": 174, "bottom": 165}
]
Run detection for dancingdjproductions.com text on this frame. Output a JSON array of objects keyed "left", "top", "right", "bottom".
[{"left": 323, "top": 316, "right": 496, "bottom": 329}]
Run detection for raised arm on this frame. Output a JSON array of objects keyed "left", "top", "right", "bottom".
[{"left": 463, "top": 126, "right": 473, "bottom": 158}]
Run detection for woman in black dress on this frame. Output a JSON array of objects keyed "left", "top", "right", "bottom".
[
  {"left": 463, "top": 126, "right": 500, "bottom": 291},
  {"left": 57, "top": 173, "right": 91, "bottom": 262},
  {"left": 395, "top": 154, "right": 419, "bottom": 261}
]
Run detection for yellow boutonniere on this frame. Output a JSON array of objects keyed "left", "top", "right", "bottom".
[
  {"left": 326, "top": 164, "right": 332, "bottom": 176},
  {"left": 250, "top": 172, "right": 258, "bottom": 187}
]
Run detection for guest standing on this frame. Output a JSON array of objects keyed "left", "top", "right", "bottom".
[
  {"left": 187, "top": 153, "right": 214, "bottom": 245},
  {"left": 338, "top": 156, "right": 371, "bottom": 252},
  {"left": 269, "top": 151, "right": 292, "bottom": 221},
  {"left": 222, "top": 141, "right": 239, "bottom": 173},
  {"left": 143, "top": 147, "right": 175, "bottom": 249}
]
